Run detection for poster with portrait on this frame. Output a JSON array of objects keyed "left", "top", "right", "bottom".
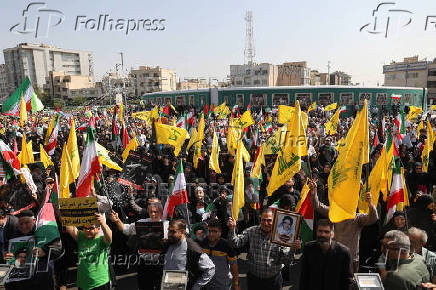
[
  {"left": 271, "top": 209, "right": 302, "bottom": 247},
  {"left": 135, "top": 221, "right": 168, "bottom": 253},
  {"left": 7, "top": 236, "right": 36, "bottom": 282}
]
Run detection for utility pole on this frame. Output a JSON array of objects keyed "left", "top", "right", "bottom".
[{"left": 327, "top": 61, "right": 331, "bottom": 85}]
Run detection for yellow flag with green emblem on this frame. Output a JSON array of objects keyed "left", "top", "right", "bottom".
[
  {"left": 325, "top": 109, "right": 340, "bottom": 135},
  {"left": 155, "top": 122, "right": 188, "bottom": 157},
  {"left": 324, "top": 103, "right": 337, "bottom": 112},
  {"left": 66, "top": 119, "right": 80, "bottom": 179},
  {"left": 40, "top": 144, "right": 54, "bottom": 168},
  {"left": 267, "top": 101, "right": 307, "bottom": 196},
  {"left": 328, "top": 101, "right": 369, "bottom": 223},
  {"left": 232, "top": 138, "right": 245, "bottom": 220},
  {"left": 422, "top": 119, "right": 434, "bottom": 172},
  {"left": 209, "top": 130, "right": 221, "bottom": 173}
]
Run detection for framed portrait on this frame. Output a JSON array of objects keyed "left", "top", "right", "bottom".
[{"left": 271, "top": 209, "right": 302, "bottom": 247}]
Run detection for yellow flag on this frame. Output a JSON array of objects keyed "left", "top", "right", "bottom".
[
  {"left": 417, "top": 121, "right": 424, "bottom": 140},
  {"left": 431, "top": 105, "right": 436, "bottom": 111},
  {"left": 250, "top": 144, "right": 265, "bottom": 179},
  {"left": 278, "top": 105, "right": 308, "bottom": 129},
  {"left": 197, "top": 114, "right": 205, "bottom": 143},
  {"left": 151, "top": 106, "right": 159, "bottom": 120},
  {"left": 324, "top": 103, "right": 337, "bottom": 112},
  {"left": 214, "top": 102, "right": 230, "bottom": 119},
  {"left": 209, "top": 130, "right": 221, "bottom": 173},
  {"left": 187, "top": 128, "right": 198, "bottom": 151},
  {"left": 335, "top": 137, "right": 346, "bottom": 152},
  {"left": 234, "top": 110, "right": 254, "bottom": 130},
  {"left": 227, "top": 117, "right": 237, "bottom": 155},
  {"left": 193, "top": 115, "right": 205, "bottom": 168},
  {"left": 232, "top": 139, "right": 245, "bottom": 220},
  {"left": 20, "top": 95, "right": 27, "bottom": 127},
  {"left": 308, "top": 102, "right": 317, "bottom": 112},
  {"left": 267, "top": 101, "right": 307, "bottom": 196},
  {"left": 325, "top": 109, "right": 340, "bottom": 135},
  {"left": 328, "top": 101, "right": 369, "bottom": 223},
  {"left": 26, "top": 140, "right": 34, "bottom": 163},
  {"left": 66, "top": 119, "right": 80, "bottom": 179},
  {"left": 358, "top": 145, "right": 388, "bottom": 213},
  {"left": 96, "top": 143, "right": 122, "bottom": 171},
  {"left": 44, "top": 116, "right": 55, "bottom": 146},
  {"left": 40, "top": 144, "right": 54, "bottom": 168},
  {"left": 0, "top": 128, "right": 5, "bottom": 135},
  {"left": 407, "top": 106, "right": 423, "bottom": 121},
  {"left": 122, "top": 136, "right": 140, "bottom": 163},
  {"left": 263, "top": 125, "right": 287, "bottom": 155},
  {"left": 59, "top": 143, "right": 73, "bottom": 198},
  {"left": 155, "top": 122, "right": 188, "bottom": 157},
  {"left": 422, "top": 119, "right": 434, "bottom": 172},
  {"left": 19, "top": 135, "right": 31, "bottom": 167},
  {"left": 132, "top": 111, "right": 153, "bottom": 125},
  {"left": 397, "top": 168, "right": 410, "bottom": 211},
  {"left": 118, "top": 101, "right": 124, "bottom": 122}
]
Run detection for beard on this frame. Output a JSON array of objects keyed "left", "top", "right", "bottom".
[{"left": 317, "top": 237, "right": 330, "bottom": 246}]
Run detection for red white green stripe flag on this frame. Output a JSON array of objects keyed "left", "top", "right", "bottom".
[
  {"left": 0, "top": 140, "right": 20, "bottom": 179},
  {"left": 385, "top": 167, "right": 405, "bottom": 223},
  {"left": 35, "top": 187, "right": 60, "bottom": 247},
  {"left": 295, "top": 182, "right": 313, "bottom": 246},
  {"left": 45, "top": 115, "right": 60, "bottom": 156},
  {"left": 76, "top": 118, "right": 101, "bottom": 197},
  {"left": 1, "top": 77, "right": 44, "bottom": 115},
  {"left": 163, "top": 159, "right": 188, "bottom": 219}
]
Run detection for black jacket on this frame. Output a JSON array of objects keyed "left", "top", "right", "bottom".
[{"left": 300, "top": 240, "right": 354, "bottom": 290}]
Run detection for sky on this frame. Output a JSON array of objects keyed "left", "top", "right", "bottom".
[{"left": 1, "top": 0, "right": 435, "bottom": 86}]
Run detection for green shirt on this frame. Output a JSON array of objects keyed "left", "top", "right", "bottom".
[
  {"left": 77, "top": 231, "right": 110, "bottom": 290},
  {"left": 383, "top": 255, "right": 430, "bottom": 290}
]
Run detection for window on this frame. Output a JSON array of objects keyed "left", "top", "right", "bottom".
[
  {"left": 236, "top": 81, "right": 243, "bottom": 85},
  {"left": 156, "top": 97, "right": 162, "bottom": 105},
  {"left": 295, "top": 93, "right": 313, "bottom": 106},
  {"left": 391, "top": 95, "right": 401, "bottom": 105},
  {"left": 250, "top": 93, "right": 266, "bottom": 107},
  {"left": 359, "top": 93, "right": 372, "bottom": 105},
  {"left": 253, "top": 80, "right": 260, "bottom": 85},
  {"left": 200, "top": 96, "right": 205, "bottom": 106},
  {"left": 164, "top": 97, "right": 172, "bottom": 104},
  {"left": 428, "top": 81, "right": 436, "bottom": 88},
  {"left": 245, "top": 70, "right": 251, "bottom": 75},
  {"left": 404, "top": 93, "right": 412, "bottom": 104},
  {"left": 262, "top": 79, "right": 268, "bottom": 86},
  {"left": 176, "top": 96, "right": 185, "bottom": 105},
  {"left": 339, "top": 93, "right": 354, "bottom": 105},
  {"left": 407, "top": 72, "right": 419, "bottom": 79},
  {"left": 429, "top": 69, "right": 436, "bottom": 77},
  {"left": 236, "top": 94, "right": 244, "bottom": 107},
  {"left": 222, "top": 96, "right": 229, "bottom": 104},
  {"left": 376, "top": 93, "right": 388, "bottom": 105},
  {"left": 189, "top": 95, "right": 194, "bottom": 106},
  {"left": 272, "top": 94, "right": 289, "bottom": 106},
  {"left": 318, "top": 93, "right": 334, "bottom": 105}
]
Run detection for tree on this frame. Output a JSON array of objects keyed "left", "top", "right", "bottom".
[
  {"left": 53, "top": 98, "right": 66, "bottom": 109},
  {"left": 69, "top": 95, "right": 87, "bottom": 107}
]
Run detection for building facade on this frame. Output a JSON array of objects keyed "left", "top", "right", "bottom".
[
  {"left": 130, "top": 66, "right": 177, "bottom": 95},
  {"left": 3, "top": 43, "right": 93, "bottom": 90},
  {"left": 277, "top": 62, "right": 311, "bottom": 86},
  {"left": 0, "top": 64, "right": 12, "bottom": 101},
  {"left": 177, "top": 79, "right": 209, "bottom": 90},
  {"left": 230, "top": 63, "right": 278, "bottom": 87},
  {"left": 330, "top": 71, "right": 352, "bottom": 85},
  {"left": 43, "top": 71, "right": 95, "bottom": 100},
  {"left": 383, "top": 56, "right": 429, "bottom": 88},
  {"left": 428, "top": 62, "right": 436, "bottom": 104}
]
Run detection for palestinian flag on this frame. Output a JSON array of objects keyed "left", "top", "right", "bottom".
[
  {"left": 45, "top": 115, "right": 60, "bottom": 156},
  {"left": 295, "top": 182, "right": 313, "bottom": 247},
  {"left": 76, "top": 118, "right": 101, "bottom": 197},
  {"left": 0, "top": 140, "right": 20, "bottom": 179},
  {"left": 35, "top": 187, "right": 60, "bottom": 247},
  {"left": 385, "top": 166, "right": 405, "bottom": 223},
  {"left": 163, "top": 160, "right": 188, "bottom": 219},
  {"left": 1, "top": 77, "right": 44, "bottom": 115}
]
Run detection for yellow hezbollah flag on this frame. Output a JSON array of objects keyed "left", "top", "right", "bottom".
[
  {"left": 122, "top": 136, "right": 140, "bottom": 163},
  {"left": 44, "top": 116, "right": 55, "bottom": 146},
  {"left": 264, "top": 125, "right": 287, "bottom": 155},
  {"left": 214, "top": 102, "right": 231, "bottom": 119},
  {"left": 96, "top": 142, "right": 122, "bottom": 171},
  {"left": 232, "top": 138, "right": 245, "bottom": 221},
  {"left": 308, "top": 102, "right": 317, "bottom": 112},
  {"left": 431, "top": 105, "right": 436, "bottom": 111},
  {"left": 325, "top": 108, "right": 340, "bottom": 135},
  {"left": 328, "top": 101, "right": 369, "bottom": 223},
  {"left": 40, "top": 144, "right": 54, "bottom": 168},
  {"left": 250, "top": 144, "right": 265, "bottom": 179},
  {"left": 187, "top": 128, "right": 198, "bottom": 151},
  {"left": 267, "top": 101, "right": 307, "bottom": 196},
  {"left": 132, "top": 111, "right": 153, "bottom": 125},
  {"left": 417, "top": 121, "right": 424, "bottom": 140},
  {"left": 209, "top": 130, "right": 221, "bottom": 173},
  {"left": 59, "top": 143, "right": 74, "bottom": 198},
  {"left": 66, "top": 119, "right": 80, "bottom": 179},
  {"left": 197, "top": 114, "right": 205, "bottom": 143},
  {"left": 193, "top": 115, "right": 205, "bottom": 167},
  {"left": 20, "top": 95, "right": 27, "bottom": 127},
  {"left": 19, "top": 135, "right": 32, "bottom": 167},
  {"left": 422, "top": 119, "right": 434, "bottom": 172},
  {"left": 324, "top": 103, "right": 337, "bottom": 112},
  {"left": 26, "top": 140, "right": 34, "bottom": 163},
  {"left": 278, "top": 105, "right": 308, "bottom": 129},
  {"left": 155, "top": 122, "right": 188, "bottom": 157},
  {"left": 234, "top": 110, "right": 254, "bottom": 130},
  {"left": 407, "top": 106, "right": 423, "bottom": 121},
  {"left": 358, "top": 145, "right": 388, "bottom": 213}
]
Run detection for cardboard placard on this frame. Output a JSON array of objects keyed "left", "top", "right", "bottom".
[
  {"left": 60, "top": 197, "right": 98, "bottom": 227},
  {"left": 135, "top": 221, "right": 165, "bottom": 253}
]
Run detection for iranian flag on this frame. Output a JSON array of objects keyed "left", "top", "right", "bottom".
[
  {"left": 386, "top": 167, "right": 405, "bottom": 223},
  {"left": 163, "top": 160, "right": 188, "bottom": 219},
  {"left": 391, "top": 94, "right": 402, "bottom": 100},
  {"left": 45, "top": 115, "right": 60, "bottom": 156},
  {"left": 295, "top": 182, "right": 313, "bottom": 246},
  {"left": 1, "top": 77, "right": 44, "bottom": 115},
  {"left": 265, "top": 122, "right": 273, "bottom": 134},
  {"left": 76, "top": 118, "right": 101, "bottom": 197},
  {"left": 394, "top": 112, "right": 405, "bottom": 140},
  {"left": 176, "top": 114, "right": 186, "bottom": 129},
  {"left": 339, "top": 106, "right": 347, "bottom": 114},
  {"left": 35, "top": 187, "right": 60, "bottom": 247},
  {"left": 0, "top": 140, "right": 20, "bottom": 179}
]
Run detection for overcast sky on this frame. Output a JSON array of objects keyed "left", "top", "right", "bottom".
[{"left": 1, "top": 0, "right": 435, "bottom": 86}]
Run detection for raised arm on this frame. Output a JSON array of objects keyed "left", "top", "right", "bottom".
[
  {"left": 95, "top": 213, "right": 112, "bottom": 244},
  {"left": 309, "top": 180, "right": 329, "bottom": 217},
  {"left": 66, "top": 225, "right": 79, "bottom": 242},
  {"left": 227, "top": 217, "right": 250, "bottom": 249},
  {"left": 356, "top": 192, "right": 378, "bottom": 227}
]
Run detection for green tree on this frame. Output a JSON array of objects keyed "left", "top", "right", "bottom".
[
  {"left": 69, "top": 95, "right": 87, "bottom": 107},
  {"left": 53, "top": 98, "right": 66, "bottom": 108}
]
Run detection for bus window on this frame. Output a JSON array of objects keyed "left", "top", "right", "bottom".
[
  {"left": 318, "top": 93, "right": 334, "bottom": 105},
  {"left": 272, "top": 94, "right": 289, "bottom": 106},
  {"left": 339, "top": 93, "right": 354, "bottom": 106},
  {"left": 376, "top": 93, "right": 388, "bottom": 105}
]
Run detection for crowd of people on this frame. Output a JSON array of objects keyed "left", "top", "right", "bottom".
[{"left": 0, "top": 100, "right": 435, "bottom": 290}]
